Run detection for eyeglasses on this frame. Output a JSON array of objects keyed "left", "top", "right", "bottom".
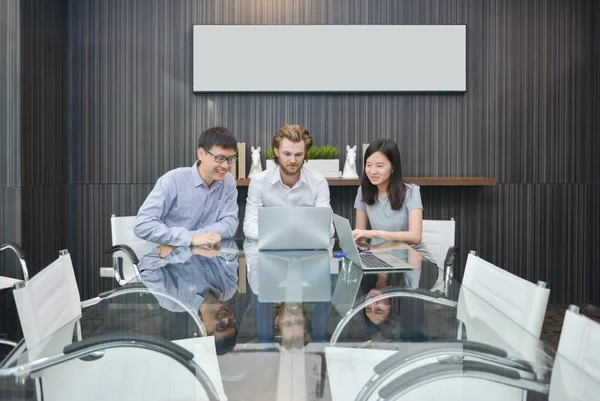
[
  {"left": 206, "top": 150, "right": 237, "bottom": 165},
  {"left": 215, "top": 318, "right": 237, "bottom": 332}
]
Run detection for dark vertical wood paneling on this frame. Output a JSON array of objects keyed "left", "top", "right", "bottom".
[
  {"left": 14, "top": 0, "right": 68, "bottom": 288},
  {"left": 0, "top": 0, "right": 23, "bottom": 342},
  {"left": 5, "top": 0, "right": 593, "bottom": 309},
  {"left": 0, "top": 0, "right": 21, "bottom": 187},
  {"left": 20, "top": 0, "right": 67, "bottom": 187}
]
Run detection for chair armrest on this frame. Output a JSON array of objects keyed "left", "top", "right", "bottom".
[
  {"left": 0, "top": 243, "right": 29, "bottom": 281},
  {"left": 2, "top": 335, "right": 220, "bottom": 401},
  {"left": 0, "top": 338, "right": 17, "bottom": 348},
  {"left": 374, "top": 340, "right": 508, "bottom": 374},
  {"left": 81, "top": 286, "right": 207, "bottom": 337},
  {"left": 0, "top": 243, "right": 26, "bottom": 260},
  {"left": 355, "top": 340, "right": 534, "bottom": 401},
  {"left": 64, "top": 334, "right": 193, "bottom": 360},
  {"left": 105, "top": 244, "right": 139, "bottom": 265},
  {"left": 444, "top": 245, "right": 457, "bottom": 268},
  {"left": 378, "top": 360, "right": 547, "bottom": 400}
]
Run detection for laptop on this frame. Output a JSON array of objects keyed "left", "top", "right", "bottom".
[
  {"left": 332, "top": 214, "right": 416, "bottom": 271},
  {"left": 258, "top": 207, "right": 332, "bottom": 251},
  {"left": 258, "top": 250, "right": 332, "bottom": 303}
]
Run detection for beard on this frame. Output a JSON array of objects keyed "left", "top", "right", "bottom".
[{"left": 279, "top": 163, "right": 301, "bottom": 176}]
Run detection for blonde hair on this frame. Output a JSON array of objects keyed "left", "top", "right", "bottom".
[{"left": 271, "top": 124, "right": 313, "bottom": 165}]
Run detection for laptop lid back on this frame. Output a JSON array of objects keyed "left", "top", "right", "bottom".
[{"left": 258, "top": 207, "right": 331, "bottom": 250}]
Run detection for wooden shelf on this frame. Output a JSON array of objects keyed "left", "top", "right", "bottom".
[{"left": 236, "top": 177, "right": 496, "bottom": 187}]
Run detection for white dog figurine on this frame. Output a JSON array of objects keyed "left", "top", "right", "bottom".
[
  {"left": 248, "top": 146, "right": 263, "bottom": 178},
  {"left": 342, "top": 145, "right": 359, "bottom": 179}
]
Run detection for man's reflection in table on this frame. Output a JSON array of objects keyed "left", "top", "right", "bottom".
[
  {"left": 243, "top": 239, "right": 332, "bottom": 348},
  {"left": 273, "top": 302, "right": 312, "bottom": 349},
  {"left": 139, "top": 238, "right": 240, "bottom": 354}
]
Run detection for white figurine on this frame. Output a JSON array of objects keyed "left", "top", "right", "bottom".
[
  {"left": 342, "top": 145, "right": 359, "bottom": 179},
  {"left": 248, "top": 146, "right": 263, "bottom": 178}
]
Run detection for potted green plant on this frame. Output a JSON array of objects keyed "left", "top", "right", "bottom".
[{"left": 305, "top": 145, "right": 340, "bottom": 177}]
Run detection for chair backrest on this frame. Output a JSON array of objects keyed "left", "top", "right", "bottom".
[
  {"left": 421, "top": 219, "right": 455, "bottom": 270},
  {"left": 549, "top": 308, "right": 600, "bottom": 400},
  {"left": 110, "top": 215, "right": 153, "bottom": 282},
  {"left": 13, "top": 251, "right": 81, "bottom": 355},
  {"left": 461, "top": 253, "right": 549, "bottom": 337},
  {"left": 457, "top": 253, "right": 550, "bottom": 364}
]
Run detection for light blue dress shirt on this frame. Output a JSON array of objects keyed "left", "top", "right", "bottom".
[
  {"left": 134, "top": 161, "right": 239, "bottom": 246},
  {"left": 138, "top": 240, "right": 239, "bottom": 313}
]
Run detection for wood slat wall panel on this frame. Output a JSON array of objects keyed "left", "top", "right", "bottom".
[
  {"left": 0, "top": 0, "right": 21, "bottom": 187},
  {"left": 0, "top": 0, "right": 23, "bottom": 342},
  {"left": 64, "top": 0, "right": 598, "bottom": 306},
  {"left": 20, "top": 0, "right": 67, "bottom": 187}
]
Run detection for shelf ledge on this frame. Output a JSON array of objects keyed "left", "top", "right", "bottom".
[{"left": 235, "top": 177, "right": 496, "bottom": 187}]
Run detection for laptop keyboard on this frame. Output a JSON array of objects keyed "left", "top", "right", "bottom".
[{"left": 360, "top": 253, "right": 393, "bottom": 268}]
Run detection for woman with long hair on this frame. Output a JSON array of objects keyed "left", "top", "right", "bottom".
[{"left": 352, "top": 139, "right": 425, "bottom": 250}]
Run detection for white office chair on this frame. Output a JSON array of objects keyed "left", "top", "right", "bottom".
[
  {"left": 328, "top": 252, "right": 551, "bottom": 401},
  {"left": 548, "top": 305, "right": 600, "bottom": 400},
  {"left": 421, "top": 219, "right": 456, "bottom": 295},
  {"left": 4, "top": 249, "right": 224, "bottom": 401},
  {"left": 103, "top": 214, "right": 153, "bottom": 285}
]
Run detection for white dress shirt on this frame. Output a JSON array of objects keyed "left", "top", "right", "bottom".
[{"left": 243, "top": 166, "right": 331, "bottom": 239}]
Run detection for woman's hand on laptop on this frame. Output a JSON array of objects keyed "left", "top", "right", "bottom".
[
  {"left": 352, "top": 229, "right": 375, "bottom": 242},
  {"left": 191, "top": 232, "right": 222, "bottom": 247}
]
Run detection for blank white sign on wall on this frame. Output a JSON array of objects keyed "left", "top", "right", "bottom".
[{"left": 192, "top": 25, "right": 466, "bottom": 92}]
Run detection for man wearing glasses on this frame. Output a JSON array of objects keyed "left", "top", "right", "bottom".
[{"left": 134, "top": 127, "right": 239, "bottom": 255}]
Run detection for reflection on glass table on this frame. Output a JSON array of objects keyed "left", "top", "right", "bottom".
[{"left": 2, "top": 238, "right": 591, "bottom": 400}]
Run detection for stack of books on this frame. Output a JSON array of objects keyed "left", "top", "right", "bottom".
[{"left": 230, "top": 142, "right": 246, "bottom": 179}]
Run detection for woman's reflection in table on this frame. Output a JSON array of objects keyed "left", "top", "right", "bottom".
[{"left": 359, "top": 269, "right": 427, "bottom": 343}]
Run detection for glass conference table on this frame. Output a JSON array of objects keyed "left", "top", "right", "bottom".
[{"left": 0, "top": 238, "right": 588, "bottom": 401}]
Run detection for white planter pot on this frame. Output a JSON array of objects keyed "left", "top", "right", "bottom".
[
  {"left": 305, "top": 160, "right": 340, "bottom": 178},
  {"left": 265, "top": 159, "right": 340, "bottom": 178}
]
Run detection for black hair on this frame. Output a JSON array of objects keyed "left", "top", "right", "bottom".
[
  {"left": 197, "top": 126, "right": 238, "bottom": 151},
  {"left": 361, "top": 139, "right": 406, "bottom": 210}
]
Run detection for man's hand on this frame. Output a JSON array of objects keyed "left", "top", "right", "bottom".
[
  {"left": 157, "top": 244, "right": 177, "bottom": 258},
  {"left": 191, "top": 232, "right": 222, "bottom": 247}
]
